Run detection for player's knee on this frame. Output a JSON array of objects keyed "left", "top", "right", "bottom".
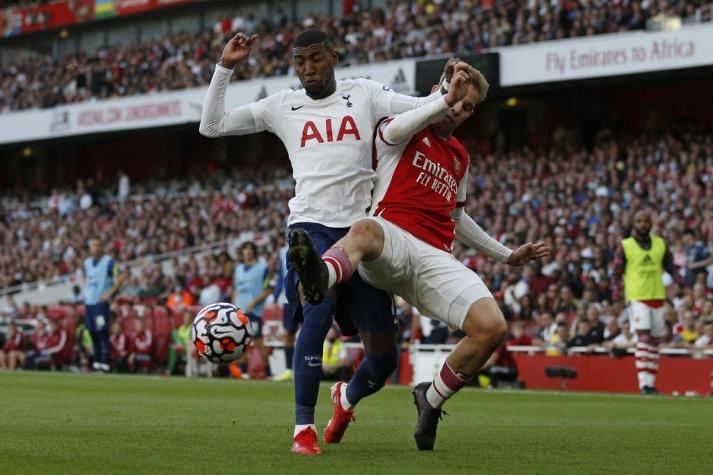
[
  {"left": 349, "top": 219, "right": 382, "bottom": 254},
  {"left": 463, "top": 301, "right": 507, "bottom": 344},
  {"left": 638, "top": 332, "right": 652, "bottom": 343}
]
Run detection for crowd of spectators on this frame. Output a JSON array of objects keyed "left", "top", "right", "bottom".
[
  {"left": 0, "top": 166, "right": 293, "bottom": 290},
  {"left": 2, "top": 123, "right": 712, "bottom": 378},
  {"left": 0, "top": 0, "right": 708, "bottom": 112}
]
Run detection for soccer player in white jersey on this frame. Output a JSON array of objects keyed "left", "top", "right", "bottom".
[
  {"left": 199, "top": 29, "right": 455, "bottom": 455},
  {"left": 291, "top": 69, "right": 550, "bottom": 450}
]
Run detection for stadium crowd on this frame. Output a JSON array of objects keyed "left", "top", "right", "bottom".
[
  {"left": 0, "top": 0, "right": 708, "bottom": 112},
  {"left": 1, "top": 123, "right": 713, "bottom": 376},
  {"left": 0, "top": 167, "right": 294, "bottom": 290}
]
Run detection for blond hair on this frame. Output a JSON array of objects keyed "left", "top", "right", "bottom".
[{"left": 469, "top": 68, "right": 489, "bottom": 104}]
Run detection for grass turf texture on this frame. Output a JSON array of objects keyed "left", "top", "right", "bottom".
[{"left": 1, "top": 372, "right": 711, "bottom": 474}]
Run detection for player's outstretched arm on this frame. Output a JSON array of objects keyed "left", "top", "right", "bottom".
[
  {"left": 199, "top": 33, "right": 262, "bottom": 138},
  {"left": 371, "top": 58, "right": 463, "bottom": 117},
  {"left": 452, "top": 207, "right": 513, "bottom": 264},
  {"left": 453, "top": 208, "right": 549, "bottom": 266},
  {"left": 380, "top": 70, "right": 471, "bottom": 145}
]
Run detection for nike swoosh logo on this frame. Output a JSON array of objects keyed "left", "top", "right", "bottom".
[
  {"left": 291, "top": 105, "right": 304, "bottom": 111},
  {"left": 307, "top": 361, "right": 321, "bottom": 367}
]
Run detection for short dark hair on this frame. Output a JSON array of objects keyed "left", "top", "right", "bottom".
[
  {"left": 240, "top": 241, "right": 257, "bottom": 254},
  {"left": 683, "top": 228, "right": 695, "bottom": 236},
  {"left": 293, "top": 29, "right": 333, "bottom": 49}
]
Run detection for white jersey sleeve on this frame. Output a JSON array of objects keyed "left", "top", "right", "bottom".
[
  {"left": 248, "top": 90, "right": 286, "bottom": 134},
  {"left": 455, "top": 165, "right": 468, "bottom": 207},
  {"left": 199, "top": 64, "right": 284, "bottom": 137},
  {"left": 379, "top": 96, "right": 449, "bottom": 145},
  {"left": 357, "top": 78, "right": 444, "bottom": 120},
  {"left": 451, "top": 161, "right": 512, "bottom": 263}
]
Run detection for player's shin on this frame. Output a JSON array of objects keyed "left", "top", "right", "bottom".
[
  {"left": 635, "top": 333, "right": 659, "bottom": 390},
  {"left": 344, "top": 346, "right": 399, "bottom": 409},
  {"left": 293, "top": 298, "right": 335, "bottom": 427},
  {"left": 426, "top": 300, "right": 507, "bottom": 408}
]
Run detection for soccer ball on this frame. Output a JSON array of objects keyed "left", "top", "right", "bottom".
[{"left": 191, "top": 303, "right": 252, "bottom": 363}]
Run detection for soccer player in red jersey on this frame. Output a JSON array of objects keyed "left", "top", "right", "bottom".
[{"left": 292, "top": 69, "right": 550, "bottom": 450}]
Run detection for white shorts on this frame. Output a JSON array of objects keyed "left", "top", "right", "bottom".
[
  {"left": 628, "top": 301, "right": 665, "bottom": 337},
  {"left": 358, "top": 217, "right": 493, "bottom": 330}
]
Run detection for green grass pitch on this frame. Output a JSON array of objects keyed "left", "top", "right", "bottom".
[{"left": 1, "top": 372, "right": 711, "bottom": 474}]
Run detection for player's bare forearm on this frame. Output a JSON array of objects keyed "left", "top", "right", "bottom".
[
  {"left": 663, "top": 247, "right": 676, "bottom": 275},
  {"left": 252, "top": 288, "right": 273, "bottom": 307},
  {"left": 689, "top": 255, "right": 713, "bottom": 269},
  {"left": 100, "top": 276, "right": 124, "bottom": 302}
]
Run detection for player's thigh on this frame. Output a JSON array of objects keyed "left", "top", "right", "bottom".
[
  {"left": 357, "top": 217, "right": 411, "bottom": 296},
  {"left": 282, "top": 300, "right": 299, "bottom": 334},
  {"left": 336, "top": 271, "right": 397, "bottom": 336},
  {"left": 461, "top": 297, "right": 507, "bottom": 340},
  {"left": 650, "top": 307, "right": 666, "bottom": 338},
  {"left": 84, "top": 303, "right": 109, "bottom": 332},
  {"left": 629, "top": 301, "right": 652, "bottom": 333},
  {"left": 342, "top": 218, "right": 413, "bottom": 337},
  {"left": 414, "top": 249, "right": 494, "bottom": 331}
]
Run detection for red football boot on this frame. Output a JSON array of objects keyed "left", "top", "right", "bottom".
[
  {"left": 291, "top": 426, "right": 322, "bottom": 455},
  {"left": 324, "top": 382, "right": 356, "bottom": 444}
]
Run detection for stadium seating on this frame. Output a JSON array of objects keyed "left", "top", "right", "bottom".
[
  {"left": 1, "top": 124, "right": 711, "bottom": 372},
  {"left": 0, "top": 0, "right": 707, "bottom": 113}
]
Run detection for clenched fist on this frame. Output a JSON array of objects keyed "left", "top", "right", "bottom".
[{"left": 219, "top": 32, "right": 259, "bottom": 69}]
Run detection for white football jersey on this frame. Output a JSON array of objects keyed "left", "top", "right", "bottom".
[{"left": 249, "top": 79, "right": 433, "bottom": 228}]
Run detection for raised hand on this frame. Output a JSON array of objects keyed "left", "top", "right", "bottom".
[
  {"left": 441, "top": 57, "right": 461, "bottom": 84},
  {"left": 453, "top": 61, "right": 479, "bottom": 83},
  {"left": 506, "top": 242, "right": 551, "bottom": 267},
  {"left": 444, "top": 70, "right": 470, "bottom": 107},
  {"left": 219, "top": 33, "right": 259, "bottom": 69}
]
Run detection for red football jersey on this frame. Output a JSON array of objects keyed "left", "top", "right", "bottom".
[
  {"left": 3, "top": 332, "right": 22, "bottom": 352},
  {"left": 132, "top": 330, "right": 153, "bottom": 354},
  {"left": 110, "top": 333, "right": 127, "bottom": 358},
  {"left": 371, "top": 119, "right": 469, "bottom": 252}
]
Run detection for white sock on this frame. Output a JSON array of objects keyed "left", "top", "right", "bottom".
[
  {"left": 340, "top": 384, "right": 353, "bottom": 411},
  {"left": 649, "top": 353, "right": 659, "bottom": 388},
  {"left": 293, "top": 424, "right": 316, "bottom": 437},
  {"left": 636, "top": 371, "right": 648, "bottom": 389},
  {"left": 425, "top": 361, "right": 468, "bottom": 409},
  {"left": 326, "top": 263, "right": 337, "bottom": 288}
]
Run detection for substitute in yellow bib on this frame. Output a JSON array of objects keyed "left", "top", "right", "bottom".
[{"left": 613, "top": 209, "right": 675, "bottom": 395}]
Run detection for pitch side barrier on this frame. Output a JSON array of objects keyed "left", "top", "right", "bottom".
[{"left": 263, "top": 341, "right": 713, "bottom": 392}]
